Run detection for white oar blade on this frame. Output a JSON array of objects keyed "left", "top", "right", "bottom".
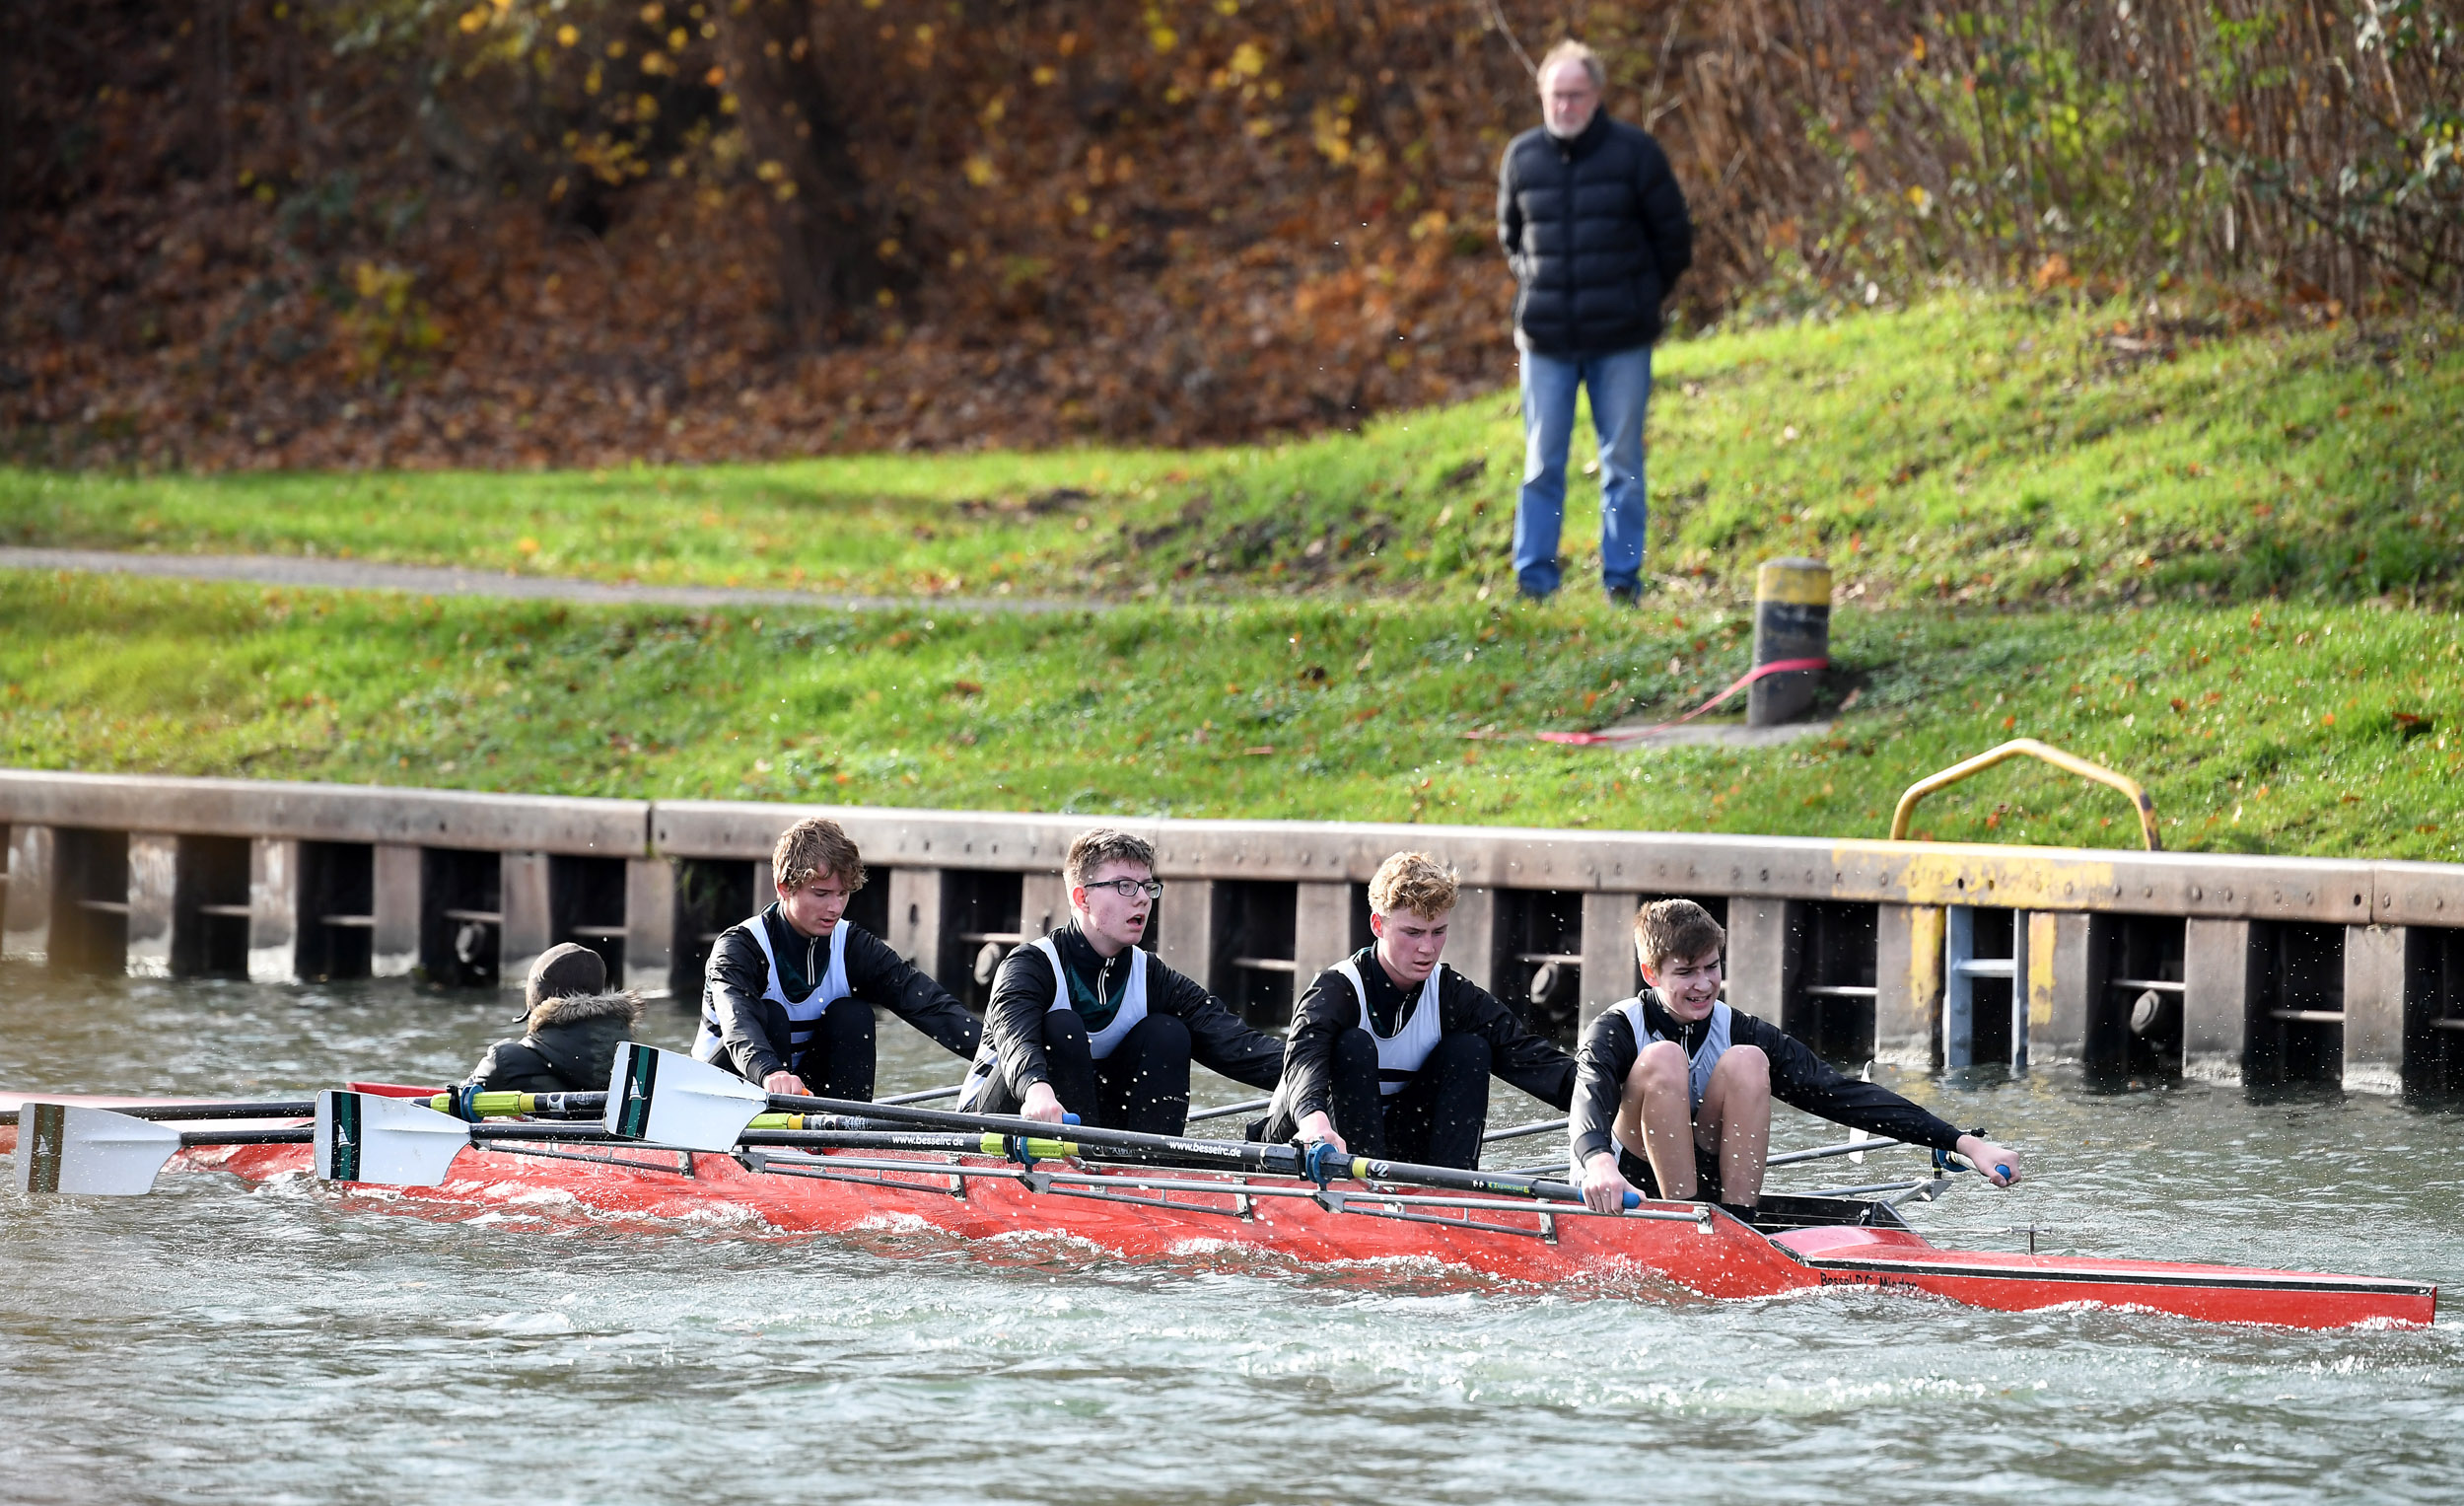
[
  {"left": 315, "top": 1091, "right": 470, "bottom": 1186},
  {"left": 603, "top": 1043, "right": 766, "bottom": 1153},
  {"left": 13, "top": 1104, "right": 184, "bottom": 1196}
]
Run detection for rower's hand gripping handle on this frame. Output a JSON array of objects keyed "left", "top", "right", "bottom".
[{"left": 1936, "top": 1130, "right": 2016, "bottom": 1187}]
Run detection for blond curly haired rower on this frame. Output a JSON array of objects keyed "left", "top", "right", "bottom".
[{"left": 1258, "top": 852, "right": 1576, "bottom": 1170}]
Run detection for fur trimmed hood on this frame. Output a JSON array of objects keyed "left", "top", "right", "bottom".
[{"left": 526, "top": 989, "right": 645, "bottom": 1036}]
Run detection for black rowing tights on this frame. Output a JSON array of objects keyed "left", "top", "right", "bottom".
[
  {"left": 789, "top": 1001, "right": 878, "bottom": 1102},
  {"left": 983, "top": 1010, "right": 1193, "bottom": 1135},
  {"left": 1325, "top": 1029, "right": 1493, "bottom": 1169}
]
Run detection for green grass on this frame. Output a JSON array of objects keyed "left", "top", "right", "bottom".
[
  {"left": 4, "top": 292, "right": 2457, "bottom": 607},
  {"left": 4, "top": 572, "right": 2459, "bottom": 860},
  {"left": 7, "top": 293, "right": 2459, "bottom": 862}
]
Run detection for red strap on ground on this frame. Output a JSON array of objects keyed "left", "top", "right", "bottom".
[{"left": 1510, "top": 656, "right": 1830, "bottom": 747}]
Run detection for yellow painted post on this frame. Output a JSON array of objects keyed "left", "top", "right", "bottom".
[
  {"left": 2026, "top": 912, "right": 2059, "bottom": 1030},
  {"left": 1748, "top": 558, "right": 1832, "bottom": 727},
  {"left": 1908, "top": 904, "right": 1945, "bottom": 1068}
]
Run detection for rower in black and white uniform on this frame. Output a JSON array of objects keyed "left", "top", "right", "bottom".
[
  {"left": 1571, "top": 897, "right": 2022, "bottom": 1218},
  {"left": 961, "top": 828, "right": 1284, "bottom": 1135},
  {"left": 697, "top": 817, "right": 979, "bottom": 1100},
  {"left": 1262, "top": 851, "right": 1575, "bottom": 1170}
]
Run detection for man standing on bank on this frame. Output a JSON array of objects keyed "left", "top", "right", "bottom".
[
  {"left": 960, "top": 828, "right": 1285, "bottom": 1134},
  {"left": 1262, "top": 852, "right": 1576, "bottom": 1170},
  {"left": 1497, "top": 38, "right": 1692, "bottom": 604},
  {"left": 697, "top": 816, "right": 980, "bottom": 1100},
  {"left": 1572, "top": 899, "right": 2022, "bottom": 1220}
]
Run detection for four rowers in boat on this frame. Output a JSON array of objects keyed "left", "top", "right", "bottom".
[
  {"left": 696, "top": 817, "right": 982, "bottom": 1101},
  {"left": 687, "top": 817, "right": 2020, "bottom": 1217},
  {"left": 1573, "top": 898, "right": 2021, "bottom": 1218}
]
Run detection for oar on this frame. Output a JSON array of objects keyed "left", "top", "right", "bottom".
[
  {"left": 1768, "top": 1135, "right": 1906, "bottom": 1167},
  {"left": 604, "top": 1045, "right": 1650, "bottom": 1209},
  {"left": 879, "top": 1085, "right": 962, "bottom": 1106},
  {"left": 1481, "top": 1116, "right": 1566, "bottom": 1144},
  {"left": 1186, "top": 1097, "right": 1269, "bottom": 1124},
  {"left": 3, "top": 1099, "right": 317, "bottom": 1125}
]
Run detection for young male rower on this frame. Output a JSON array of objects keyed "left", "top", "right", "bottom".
[
  {"left": 960, "top": 828, "right": 1284, "bottom": 1134},
  {"left": 1262, "top": 852, "right": 1576, "bottom": 1170},
  {"left": 1573, "top": 898, "right": 2022, "bottom": 1218},
  {"left": 697, "top": 816, "right": 980, "bottom": 1100}
]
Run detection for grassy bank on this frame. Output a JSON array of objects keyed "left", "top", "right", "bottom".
[
  {"left": 4, "top": 572, "right": 2458, "bottom": 860},
  {"left": 4, "top": 294, "right": 2457, "bottom": 608}
]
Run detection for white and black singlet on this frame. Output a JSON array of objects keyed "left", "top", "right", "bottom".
[
  {"left": 694, "top": 914, "right": 849, "bottom": 1063},
  {"left": 957, "top": 934, "right": 1152, "bottom": 1110},
  {"left": 1332, "top": 956, "right": 1444, "bottom": 1095}
]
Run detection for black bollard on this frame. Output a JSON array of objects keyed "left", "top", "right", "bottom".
[{"left": 1747, "top": 557, "right": 1831, "bottom": 727}]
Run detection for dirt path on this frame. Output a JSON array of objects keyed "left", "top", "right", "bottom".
[{"left": 0, "top": 546, "right": 1083, "bottom": 614}]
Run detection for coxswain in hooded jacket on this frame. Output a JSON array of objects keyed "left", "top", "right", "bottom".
[
  {"left": 1496, "top": 110, "right": 1693, "bottom": 357},
  {"left": 464, "top": 990, "right": 644, "bottom": 1094}
]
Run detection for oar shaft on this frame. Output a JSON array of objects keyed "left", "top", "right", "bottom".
[
  {"left": 1480, "top": 1116, "right": 1567, "bottom": 1144},
  {"left": 1346, "top": 1154, "right": 1595, "bottom": 1207},
  {"left": 1767, "top": 1136, "right": 1906, "bottom": 1167},
  {"left": 177, "top": 1127, "right": 312, "bottom": 1146},
  {"left": 759, "top": 1091, "right": 1303, "bottom": 1176},
  {"left": 3, "top": 1100, "right": 317, "bottom": 1124},
  {"left": 743, "top": 1128, "right": 1080, "bottom": 1159}
]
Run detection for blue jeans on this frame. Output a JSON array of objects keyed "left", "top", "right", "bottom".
[{"left": 1514, "top": 344, "right": 1653, "bottom": 598}]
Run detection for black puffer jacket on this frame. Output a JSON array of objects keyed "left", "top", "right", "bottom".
[
  {"left": 1497, "top": 112, "right": 1693, "bottom": 357},
  {"left": 463, "top": 991, "right": 643, "bottom": 1093}
]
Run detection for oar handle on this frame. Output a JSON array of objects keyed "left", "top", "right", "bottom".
[
  {"left": 1934, "top": 1146, "right": 2016, "bottom": 1185},
  {"left": 427, "top": 1087, "right": 609, "bottom": 1121}
]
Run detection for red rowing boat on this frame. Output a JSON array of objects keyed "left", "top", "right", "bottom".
[{"left": 6, "top": 1089, "right": 2431, "bottom": 1329}]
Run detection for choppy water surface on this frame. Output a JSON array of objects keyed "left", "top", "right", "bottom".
[{"left": 4, "top": 964, "right": 2461, "bottom": 1505}]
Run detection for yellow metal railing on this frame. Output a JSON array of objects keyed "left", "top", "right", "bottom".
[{"left": 1889, "top": 738, "right": 2161, "bottom": 851}]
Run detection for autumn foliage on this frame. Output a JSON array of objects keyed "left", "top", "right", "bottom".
[{"left": 2, "top": 1, "right": 2456, "bottom": 473}]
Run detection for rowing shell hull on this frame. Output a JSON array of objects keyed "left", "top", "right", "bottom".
[{"left": 169, "top": 1138, "right": 2431, "bottom": 1329}]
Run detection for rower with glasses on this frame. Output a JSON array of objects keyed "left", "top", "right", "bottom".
[{"left": 958, "top": 828, "right": 1285, "bottom": 1134}]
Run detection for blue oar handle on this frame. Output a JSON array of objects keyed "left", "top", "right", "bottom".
[
  {"left": 1934, "top": 1146, "right": 2016, "bottom": 1184},
  {"left": 1063, "top": 1113, "right": 1080, "bottom": 1126}
]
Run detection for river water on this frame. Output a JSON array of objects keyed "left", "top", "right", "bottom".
[{"left": 3, "top": 964, "right": 2460, "bottom": 1505}]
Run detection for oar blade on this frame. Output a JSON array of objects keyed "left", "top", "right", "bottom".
[
  {"left": 314, "top": 1091, "right": 470, "bottom": 1186},
  {"left": 602, "top": 1043, "right": 766, "bottom": 1153},
  {"left": 12, "top": 1103, "right": 184, "bottom": 1196}
]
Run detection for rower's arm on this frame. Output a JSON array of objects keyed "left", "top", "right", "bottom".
[
  {"left": 1279, "top": 971, "right": 1353, "bottom": 1119},
  {"left": 704, "top": 927, "right": 790, "bottom": 1083},
  {"left": 1153, "top": 959, "right": 1284, "bottom": 1090},
  {"left": 1452, "top": 974, "right": 1578, "bottom": 1111},
  {"left": 1567, "top": 1010, "right": 1639, "bottom": 1167},
  {"left": 844, "top": 925, "right": 982, "bottom": 1059},
  {"left": 1737, "top": 1015, "right": 1963, "bottom": 1151},
  {"left": 981, "top": 946, "right": 1062, "bottom": 1092}
]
